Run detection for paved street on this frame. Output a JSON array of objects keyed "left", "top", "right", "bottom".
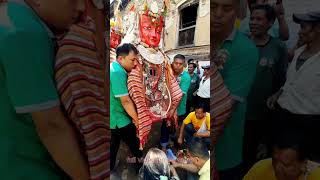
[{"left": 111, "top": 122, "right": 163, "bottom": 180}]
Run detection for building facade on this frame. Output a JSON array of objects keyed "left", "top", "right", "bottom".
[{"left": 163, "top": 0, "right": 210, "bottom": 63}]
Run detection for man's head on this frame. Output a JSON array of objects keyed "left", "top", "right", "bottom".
[
  {"left": 116, "top": 43, "right": 138, "bottom": 72},
  {"left": 248, "top": 0, "right": 278, "bottom": 11},
  {"left": 194, "top": 103, "right": 206, "bottom": 119},
  {"left": 211, "top": 0, "right": 239, "bottom": 34},
  {"left": 188, "top": 140, "right": 209, "bottom": 169},
  {"left": 171, "top": 54, "right": 185, "bottom": 75},
  {"left": 188, "top": 62, "right": 196, "bottom": 74},
  {"left": 249, "top": 4, "right": 276, "bottom": 36},
  {"left": 188, "top": 59, "right": 195, "bottom": 64},
  {"left": 293, "top": 11, "right": 320, "bottom": 46},
  {"left": 202, "top": 65, "right": 210, "bottom": 77},
  {"left": 139, "top": 13, "right": 164, "bottom": 47},
  {"left": 26, "top": 0, "right": 85, "bottom": 31},
  {"left": 272, "top": 131, "right": 308, "bottom": 180}
]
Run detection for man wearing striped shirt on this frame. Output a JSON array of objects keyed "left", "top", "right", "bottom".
[
  {"left": 54, "top": 1, "right": 109, "bottom": 178},
  {"left": 110, "top": 43, "right": 143, "bottom": 172}
]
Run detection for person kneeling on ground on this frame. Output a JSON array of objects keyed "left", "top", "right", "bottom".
[
  {"left": 178, "top": 103, "right": 210, "bottom": 148},
  {"left": 139, "top": 148, "right": 180, "bottom": 180},
  {"left": 243, "top": 130, "right": 320, "bottom": 180},
  {"left": 171, "top": 140, "right": 210, "bottom": 180}
]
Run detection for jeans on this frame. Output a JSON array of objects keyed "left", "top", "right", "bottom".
[
  {"left": 160, "top": 115, "right": 186, "bottom": 148},
  {"left": 184, "top": 124, "right": 210, "bottom": 149}
]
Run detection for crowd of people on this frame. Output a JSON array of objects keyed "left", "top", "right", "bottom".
[
  {"left": 212, "top": 0, "right": 320, "bottom": 179},
  {"left": 2, "top": 0, "right": 320, "bottom": 179},
  {"left": 109, "top": 0, "right": 212, "bottom": 179},
  {"left": 0, "top": 0, "right": 108, "bottom": 179},
  {"left": 110, "top": 43, "right": 211, "bottom": 179}
]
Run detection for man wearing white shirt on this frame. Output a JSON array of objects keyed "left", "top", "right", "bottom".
[
  {"left": 267, "top": 11, "right": 320, "bottom": 161},
  {"left": 196, "top": 65, "right": 210, "bottom": 112}
]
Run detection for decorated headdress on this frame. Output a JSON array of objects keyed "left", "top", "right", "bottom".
[
  {"left": 136, "top": 0, "right": 169, "bottom": 19},
  {"left": 121, "top": 0, "right": 171, "bottom": 47}
]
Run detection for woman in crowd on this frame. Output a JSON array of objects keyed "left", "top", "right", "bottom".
[{"left": 139, "top": 148, "right": 180, "bottom": 180}]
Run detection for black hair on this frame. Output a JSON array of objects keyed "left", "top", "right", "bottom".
[
  {"left": 188, "top": 59, "right": 194, "bottom": 64},
  {"left": 116, "top": 43, "right": 138, "bottom": 59},
  {"left": 273, "top": 130, "right": 308, "bottom": 161},
  {"left": 188, "top": 63, "right": 197, "bottom": 68},
  {"left": 251, "top": 4, "right": 276, "bottom": 22},
  {"left": 195, "top": 103, "right": 206, "bottom": 113},
  {"left": 189, "top": 139, "right": 209, "bottom": 160},
  {"left": 174, "top": 54, "right": 186, "bottom": 62}
]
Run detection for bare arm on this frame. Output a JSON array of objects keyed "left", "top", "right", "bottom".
[
  {"left": 32, "top": 107, "right": 89, "bottom": 180},
  {"left": 274, "top": 1, "right": 289, "bottom": 41},
  {"left": 173, "top": 162, "right": 199, "bottom": 173},
  {"left": 277, "top": 15, "right": 289, "bottom": 41},
  {"left": 169, "top": 165, "right": 179, "bottom": 178},
  {"left": 120, "top": 95, "right": 139, "bottom": 123},
  {"left": 195, "top": 130, "right": 210, "bottom": 138},
  {"left": 178, "top": 123, "right": 186, "bottom": 141}
]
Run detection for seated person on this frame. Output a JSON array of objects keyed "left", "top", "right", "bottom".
[
  {"left": 139, "top": 148, "right": 179, "bottom": 180},
  {"left": 171, "top": 140, "right": 210, "bottom": 180},
  {"left": 178, "top": 103, "right": 210, "bottom": 148},
  {"left": 243, "top": 131, "right": 320, "bottom": 180}
]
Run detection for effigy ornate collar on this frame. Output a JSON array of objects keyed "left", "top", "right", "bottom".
[{"left": 137, "top": 44, "right": 164, "bottom": 64}]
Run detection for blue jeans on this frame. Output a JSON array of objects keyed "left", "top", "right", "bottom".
[
  {"left": 184, "top": 124, "right": 210, "bottom": 149},
  {"left": 160, "top": 115, "right": 186, "bottom": 148},
  {"left": 160, "top": 120, "right": 176, "bottom": 147}
]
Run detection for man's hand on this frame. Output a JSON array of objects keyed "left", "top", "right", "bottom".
[
  {"left": 267, "top": 90, "right": 282, "bottom": 110},
  {"left": 169, "top": 164, "right": 179, "bottom": 177},
  {"left": 170, "top": 160, "right": 180, "bottom": 168},
  {"left": 120, "top": 95, "right": 139, "bottom": 123},
  {"left": 194, "top": 131, "right": 210, "bottom": 138},
  {"left": 132, "top": 119, "right": 139, "bottom": 127},
  {"left": 193, "top": 132, "right": 199, "bottom": 137},
  {"left": 193, "top": 90, "right": 198, "bottom": 96},
  {"left": 273, "top": 0, "right": 285, "bottom": 18}
]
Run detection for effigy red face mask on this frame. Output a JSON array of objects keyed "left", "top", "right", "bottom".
[
  {"left": 110, "top": 30, "right": 121, "bottom": 49},
  {"left": 139, "top": 14, "right": 164, "bottom": 47}
]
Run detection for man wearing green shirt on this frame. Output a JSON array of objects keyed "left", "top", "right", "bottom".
[
  {"left": 110, "top": 43, "right": 143, "bottom": 171},
  {"left": 173, "top": 54, "right": 191, "bottom": 123},
  {"left": 186, "top": 61, "right": 200, "bottom": 113},
  {"left": 243, "top": 4, "right": 288, "bottom": 171},
  {"left": 239, "top": 0, "right": 289, "bottom": 41},
  {"left": 160, "top": 54, "right": 191, "bottom": 150},
  {"left": 212, "top": 0, "right": 259, "bottom": 179},
  {"left": 0, "top": 0, "right": 89, "bottom": 179}
]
